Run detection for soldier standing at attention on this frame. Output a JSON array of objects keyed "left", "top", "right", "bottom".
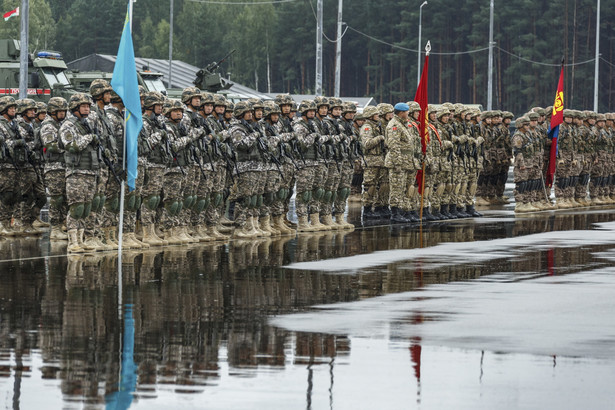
[
  {"left": 60, "top": 93, "right": 100, "bottom": 253},
  {"left": 360, "top": 106, "right": 386, "bottom": 220},
  {"left": 40, "top": 97, "right": 69, "bottom": 241}
]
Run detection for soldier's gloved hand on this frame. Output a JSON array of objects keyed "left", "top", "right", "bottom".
[
  {"left": 468, "top": 137, "right": 477, "bottom": 146},
  {"left": 452, "top": 135, "right": 460, "bottom": 143},
  {"left": 104, "top": 148, "right": 112, "bottom": 159},
  {"left": 572, "top": 160, "right": 578, "bottom": 167},
  {"left": 477, "top": 136, "right": 485, "bottom": 146},
  {"left": 442, "top": 140, "right": 453, "bottom": 150},
  {"left": 90, "top": 133, "right": 101, "bottom": 145},
  {"left": 377, "top": 135, "right": 385, "bottom": 142},
  {"left": 557, "top": 160, "right": 564, "bottom": 167},
  {"left": 459, "top": 134, "right": 468, "bottom": 143}
]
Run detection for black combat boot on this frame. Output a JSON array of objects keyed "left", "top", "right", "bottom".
[
  {"left": 448, "top": 203, "right": 459, "bottom": 218},
  {"left": 431, "top": 205, "right": 444, "bottom": 220},
  {"left": 390, "top": 207, "right": 409, "bottom": 224},
  {"left": 423, "top": 207, "right": 438, "bottom": 221},
  {"left": 439, "top": 204, "right": 450, "bottom": 219},
  {"left": 363, "top": 205, "right": 374, "bottom": 220},
  {"left": 466, "top": 204, "right": 483, "bottom": 217},
  {"left": 404, "top": 210, "right": 419, "bottom": 223},
  {"left": 381, "top": 206, "right": 392, "bottom": 219},
  {"left": 456, "top": 206, "right": 470, "bottom": 218}
]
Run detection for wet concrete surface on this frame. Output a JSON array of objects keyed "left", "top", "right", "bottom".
[{"left": 2, "top": 200, "right": 615, "bottom": 409}]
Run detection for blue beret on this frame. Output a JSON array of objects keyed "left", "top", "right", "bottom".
[{"left": 394, "top": 102, "right": 409, "bottom": 111}]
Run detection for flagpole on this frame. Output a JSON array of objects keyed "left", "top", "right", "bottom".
[
  {"left": 19, "top": 0, "right": 29, "bottom": 99},
  {"left": 418, "top": 42, "right": 430, "bottom": 233}
]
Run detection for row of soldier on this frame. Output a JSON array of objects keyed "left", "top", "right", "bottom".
[{"left": 512, "top": 109, "right": 615, "bottom": 212}]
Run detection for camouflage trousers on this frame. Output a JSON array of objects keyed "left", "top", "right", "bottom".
[
  {"left": 203, "top": 161, "right": 226, "bottom": 226},
  {"left": 83, "top": 168, "right": 107, "bottom": 237},
  {"left": 464, "top": 168, "right": 479, "bottom": 206},
  {"left": 159, "top": 169, "right": 184, "bottom": 231},
  {"left": 122, "top": 163, "right": 145, "bottom": 233},
  {"left": 17, "top": 169, "right": 41, "bottom": 224},
  {"left": 435, "top": 171, "right": 452, "bottom": 207},
  {"left": 362, "top": 166, "right": 389, "bottom": 208},
  {"left": 139, "top": 164, "right": 165, "bottom": 226},
  {"left": 0, "top": 168, "right": 21, "bottom": 222},
  {"left": 308, "top": 163, "right": 328, "bottom": 215},
  {"left": 181, "top": 165, "right": 200, "bottom": 227},
  {"left": 66, "top": 171, "right": 97, "bottom": 231},
  {"left": 30, "top": 169, "right": 46, "bottom": 225},
  {"left": 271, "top": 163, "right": 295, "bottom": 217},
  {"left": 321, "top": 163, "right": 341, "bottom": 217},
  {"left": 333, "top": 161, "right": 353, "bottom": 214},
  {"left": 191, "top": 162, "right": 213, "bottom": 226},
  {"left": 351, "top": 159, "right": 364, "bottom": 196},
  {"left": 295, "top": 165, "right": 317, "bottom": 218},
  {"left": 44, "top": 168, "right": 67, "bottom": 227},
  {"left": 260, "top": 169, "right": 284, "bottom": 217},
  {"left": 230, "top": 170, "right": 260, "bottom": 227},
  {"left": 388, "top": 168, "right": 416, "bottom": 210},
  {"left": 493, "top": 163, "right": 510, "bottom": 198},
  {"left": 449, "top": 164, "right": 465, "bottom": 207}
]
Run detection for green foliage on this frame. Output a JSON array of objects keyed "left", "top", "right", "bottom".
[{"left": 3, "top": 0, "right": 614, "bottom": 114}]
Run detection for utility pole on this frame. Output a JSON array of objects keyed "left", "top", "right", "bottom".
[
  {"left": 593, "top": 0, "right": 600, "bottom": 112},
  {"left": 315, "top": 0, "right": 323, "bottom": 96},
  {"left": 168, "top": 0, "right": 174, "bottom": 88},
  {"left": 19, "top": 0, "right": 29, "bottom": 98},
  {"left": 487, "top": 0, "right": 494, "bottom": 110},
  {"left": 334, "top": 0, "right": 343, "bottom": 97}
]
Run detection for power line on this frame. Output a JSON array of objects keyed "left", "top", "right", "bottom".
[
  {"left": 306, "top": 0, "right": 349, "bottom": 43},
  {"left": 496, "top": 47, "right": 595, "bottom": 67},
  {"left": 600, "top": 57, "right": 615, "bottom": 69},
  {"left": 186, "top": 0, "right": 298, "bottom": 4}
]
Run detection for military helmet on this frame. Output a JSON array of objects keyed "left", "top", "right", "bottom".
[
  {"left": 109, "top": 90, "right": 123, "bottom": 104},
  {"left": 585, "top": 110, "right": 597, "bottom": 120},
  {"left": 247, "top": 98, "right": 264, "bottom": 110},
  {"left": 138, "top": 85, "right": 147, "bottom": 97},
  {"left": 181, "top": 86, "right": 201, "bottom": 104},
  {"left": 605, "top": 113, "right": 614, "bottom": 121},
  {"left": 354, "top": 111, "right": 365, "bottom": 121},
  {"left": 491, "top": 110, "right": 503, "bottom": 118},
  {"left": 233, "top": 100, "right": 252, "bottom": 118},
  {"left": 407, "top": 101, "right": 421, "bottom": 113},
  {"left": 502, "top": 111, "right": 514, "bottom": 119},
  {"left": 47, "top": 97, "right": 68, "bottom": 114},
  {"left": 342, "top": 102, "right": 357, "bottom": 114},
  {"left": 0, "top": 96, "right": 17, "bottom": 113},
  {"left": 200, "top": 92, "right": 215, "bottom": 105},
  {"left": 442, "top": 102, "right": 454, "bottom": 110},
  {"left": 516, "top": 116, "right": 530, "bottom": 127},
  {"left": 36, "top": 101, "right": 48, "bottom": 114},
  {"left": 275, "top": 94, "right": 294, "bottom": 106},
  {"left": 314, "top": 96, "right": 329, "bottom": 108},
  {"left": 89, "top": 79, "right": 112, "bottom": 99},
  {"left": 527, "top": 112, "right": 539, "bottom": 121},
  {"left": 437, "top": 108, "right": 451, "bottom": 118},
  {"left": 263, "top": 101, "right": 281, "bottom": 117},
  {"left": 329, "top": 97, "right": 343, "bottom": 109},
  {"left": 213, "top": 94, "right": 227, "bottom": 107},
  {"left": 163, "top": 99, "right": 184, "bottom": 116},
  {"left": 226, "top": 102, "right": 235, "bottom": 112},
  {"left": 298, "top": 100, "right": 317, "bottom": 114},
  {"left": 562, "top": 109, "right": 573, "bottom": 118},
  {"left": 143, "top": 92, "right": 164, "bottom": 109},
  {"left": 377, "top": 103, "right": 395, "bottom": 116},
  {"left": 69, "top": 93, "right": 92, "bottom": 111},
  {"left": 596, "top": 113, "right": 606, "bottom": 122},
  {"left": 17, "top": 98, "right": 37, "bottom": 115},
  {"left": 363, "top": 106, "right": 379, "bottom": 119}
]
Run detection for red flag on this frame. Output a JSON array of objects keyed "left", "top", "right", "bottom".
[
  {"left": 546, "top": 62, "right": 564, "bottom": 187},
  {"left": 3, "top": 7, "right": 19, "bottom": 21},
  {"left": 414, "top": 44, "right": 430, "bottom": 195}
]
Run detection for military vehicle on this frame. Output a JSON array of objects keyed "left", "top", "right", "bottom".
[{"left": 0, "top": 39, "right": 75, "bottom": 102}]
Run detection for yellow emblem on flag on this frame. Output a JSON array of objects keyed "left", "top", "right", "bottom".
[{"left": 553, "top": 91, "right": 564, "bottom": 115}]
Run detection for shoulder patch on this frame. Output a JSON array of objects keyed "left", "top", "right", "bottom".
[{"left": 364, "top": 127, "right": 370, "bottom": 131}]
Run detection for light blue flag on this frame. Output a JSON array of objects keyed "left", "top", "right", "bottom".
[{"left": 111, "top": 2, "right": 142, "bottom": 191}]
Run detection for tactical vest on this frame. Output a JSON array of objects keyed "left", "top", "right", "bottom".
[
  {"left": 167, "top": 121, "right": 192, "bottom": 167},
  {"left": 43, "top": 120, "right": 64, "bottom": 164},
  {"left": 296, "top": 120, "right": 317, "bottom": 160},
  {"left": 63, "top": 117, "right": 100, "bottom": 171},
  {"left": 234, "top": 122, "right": 263, "bottom": 162},
  {"left": 141, "top": 116, "right": 167, "bottom": 165}
]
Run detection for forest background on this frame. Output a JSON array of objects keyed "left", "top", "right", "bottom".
[{"left": 1, "top": 0, "right": 613, "bottom": 115}]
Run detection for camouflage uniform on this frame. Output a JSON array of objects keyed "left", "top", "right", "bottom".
[
  {"left": 435, "top": 109, "right": 455, "bottom": 218},
  {"left": 360, "top": 106, "right": 388, "bottom": 217},
  {"left": 40, "top": 99, "right": 68, "bottom": 232},
  {"left": 0, "top": 98, "right": 25, "bottom": 234},
  {"left": 554, "top": 111, "right": 576, "bottom": 206},
  {"left": 385, "top": 112, "right": 421, "bottom": 221},
  {"left": 511, "top": 117, "right": 536, "bottom": 212}
]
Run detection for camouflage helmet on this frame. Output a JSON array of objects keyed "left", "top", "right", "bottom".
[
  {"left": 502, "top": 111, "right": 514, "bottom": 119},
  {"left": 139, "top": 85, "right": 147, "bottom": 97},
  {"left": 298, "top": 100, "right": 317, "bottom": 114},
  {"left": 527, "top": 112, "right": 540, "bottom": 121},
  {"left": 233, "top": 100, "right": 252, "bottom": 118},
  {"left": 69, "top": 93, "right": 92, "bottom": 111},
  {"left": 354, "top": 110, "right": 365, "bottom": 121},
  {"left": 0, "top": 96, "right": 17, "bottom": 113},
  {"left": 453, "top": 103, "right": 464, "bottom": 115},
  {"left": 491, "top": 110, "right": 503, "bottom": 118},
  {"left": 342, "top": 102, "right": 357, "bottom": 114},
  {"left": 47, "top": 97, "right": 68, "bottom": 114},
  {"left": 89, "top": 79, "right": 112, "bottom": 99},
  {"left": 562, "top": 109, "right": 573, "bottom": 118},
  {"left": 437, "top": 107, "right": 451, "bottom": 118},
  {"left": 407, "top": 101, "right": 421, "bottom": 113},
  {"left": 213, "top": 94, "right": 227, "bottom": 107},
  {"left": 181, "top": 86, "right": 201, "bottom": 104},
  {"left": 109, "top": 90, "right": 123, "bottom": 104},
  {"left": 275, "top": 94, "right": 294, "bottom": 106},
  {"left": 247, "top": 98, "right": 264, "bottom": 110},
  {"left": 263, "top": 101, "right": 281, "bottom": 117},
  {"left": 36, "top": 101, "right": 48, "bottom": 114},
  {"left": 201, "top": 92, "right": 215, "bottom": 105},
  {"left": 516, "top": 116, "right": 530, "bottom": 127},
  {"left": 584, "top": 110, "right": 597, "bottom": 120},
  {"left": 377, "top": 103, "right": 394, "bottom": 116},
  {"left": 314, "top": 96, "right": 329, "bottom": 108},
  {"left": 442, "top": 102, "right": 454, "bottom": 110},
  {"left": 143, "top": 92, "right": 164, "bottom": 109},
  {"left": 596, "top": 113, "right": 606, "bottom": 122},
  {"left": 163, "top": 99, "right": 184, "bottom": 116},
  {"left": 329, "top": 97, "right": 343, "bottom": 109},
  {"left": 17, "top": 98, "right": 37, "bottom": 115},
  {"left": 605, "top": 113, "right": 614, "bottom": 121},
  {"left": 226, "top": 101, "right": 235, "bottom": 112},
  {"left": 363, "top": 106, "right": 380, "bottom": 119}
]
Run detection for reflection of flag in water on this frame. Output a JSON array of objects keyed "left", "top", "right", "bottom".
[
  {"left": 547, "top": 248, "right": 555, "bottom": 276},
  {"left": 546, "top": 62, "right": 564, "bottom": 187},
  {"left": 415, "top": 43, "right": 430, "bottom": 195},
  {"left": 111, "top": 2, "right": 142, "bottom": 191},
  {"left": 106, "top": 305, "right": 137, "bottom": 410}
]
